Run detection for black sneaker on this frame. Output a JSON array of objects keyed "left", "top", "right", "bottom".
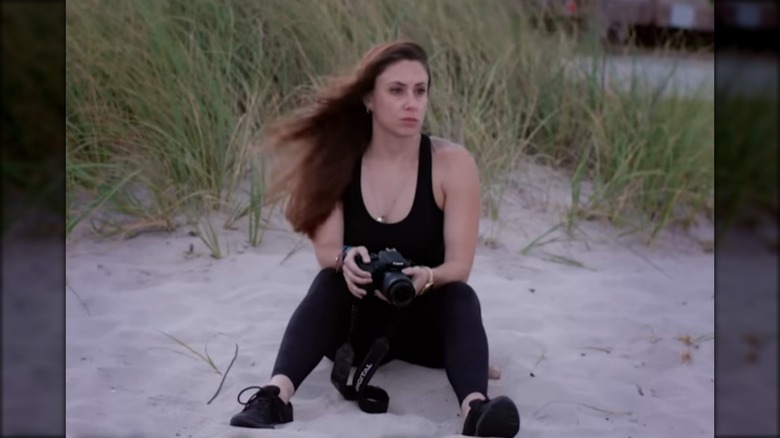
[
  {"left": 462, "top": 396, "right": 520, "bottom": 437},
  {"left": 229, "top": 385, "right": 294, "bottom": 428}
]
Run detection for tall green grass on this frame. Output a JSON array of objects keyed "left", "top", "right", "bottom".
[{"left": 66, "top": 0, "right": 715, "bottom": 243}]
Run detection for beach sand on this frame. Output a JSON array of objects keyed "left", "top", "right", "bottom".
[{"left": 65, "top": 162, "right": 718, "bottom": 438}]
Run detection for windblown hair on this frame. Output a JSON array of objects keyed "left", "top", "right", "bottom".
[{"left": 261, "top": 39, "right": 431, "bottom": 238}]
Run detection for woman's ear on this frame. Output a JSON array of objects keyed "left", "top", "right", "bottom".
[{"left": 363, "top": 95, "right": 373, "bottom": 112}]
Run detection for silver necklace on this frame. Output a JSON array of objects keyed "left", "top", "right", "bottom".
[{"left": 366, "top": 166, "right": 414, "bottom": 223}]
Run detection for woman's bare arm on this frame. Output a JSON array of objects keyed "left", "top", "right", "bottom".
[
  {"left": 430, "top": 145, "right": 481, "bottom": 285},
  {"left": 311, "top": 202, "right": 345, "bottom": 269}
]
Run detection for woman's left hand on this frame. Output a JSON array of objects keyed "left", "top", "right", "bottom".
[
  {"left": 373, "top": 266, "right": 431, "bottom": 303},
  {"left": 402, "top": 266, "right": 431, "bottom": 295}
]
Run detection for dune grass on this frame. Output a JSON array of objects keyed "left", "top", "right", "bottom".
[{"left": 65, "top": 0, "right": 716, "bottom": 246}]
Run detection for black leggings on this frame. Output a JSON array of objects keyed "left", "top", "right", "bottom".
[{"left": 272, "top": 268, "right": 489, "bottom": 405}]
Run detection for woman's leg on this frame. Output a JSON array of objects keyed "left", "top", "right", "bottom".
[
  {"left": 269, "top": 267, "right": 355, "bottom": 403},
  {"left": 392, "top": 281, "right": 489, "bottom": 409},
  {"left": 393, "top": 282, "right": 519, "bottom": 437},
  {"left": 231, "top": 268, "right": 398, "bottom": 429},
  {"left": 270, "top": 268, "right": 398, "bottom": 400},
  {"left": 436, "top": 282, "right": 489, "bottom": 410},
  {"left": 231, "top": 268, "right": 354, "bottom": 428}
]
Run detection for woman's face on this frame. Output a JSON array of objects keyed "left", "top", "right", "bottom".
[{"left": 366, "top": 60, "right": 429, "bottom": 138}]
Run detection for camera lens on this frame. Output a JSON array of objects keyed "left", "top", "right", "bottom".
[{"left": 382, "top": 273, "right": 415, "bottom": 308}]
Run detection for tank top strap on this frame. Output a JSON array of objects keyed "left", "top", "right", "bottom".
[{"left": 415, "top": 133, "right": 434, "bottom": 204}]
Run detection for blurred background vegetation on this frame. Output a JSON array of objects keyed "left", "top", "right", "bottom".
[{"left": 7, "top": 0, "right": 745, "bottom": 245}]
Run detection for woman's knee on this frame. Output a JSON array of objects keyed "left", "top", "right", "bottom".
[
  {"left": 308, "top": 267, "right": 346, "bottom": 292},
  {"left": 312, "top": 267, "right": 340, "bottom": 282},
  {"left": 439, "top": 281, "right": 482, "bottom": 315},
  {"left": 301, "top": 267, "right": 352, "bottom": 306}
]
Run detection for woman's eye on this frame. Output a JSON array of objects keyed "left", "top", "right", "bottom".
[{"left": 390, "top": 88, "right": 402, "bottom": 94}]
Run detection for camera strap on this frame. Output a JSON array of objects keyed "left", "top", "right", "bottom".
[{"left": 330, "top": 303, "right": 392, "bottom": 414}]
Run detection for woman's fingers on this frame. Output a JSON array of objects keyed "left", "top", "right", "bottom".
[
  {"left": 355, "top": 247, "right": 371, "bottom": 264},
  {"left": 341, "top": 246, "right": 374, "bottom": 299},
  {"left": 345, "top": 266, "right": 371, "bottom": 284},
  {"left": 342, "top": 262, "right": 369, "bottom": 299},
  {"left": 343, "top": 273, "right": 366, "bottom": 298},
  {"left": 345, "top": 249, "right": 372, "bottom": 280},
  {"left": 348, "top": 283, "right": 366, "bottom": 299},
  {"left": 346, "top": 262, "right": 371, "bottom": 282}
]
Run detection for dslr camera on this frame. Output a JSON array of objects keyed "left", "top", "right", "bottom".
[{"left": 355, "top": 248, "right": 416, "bottom": 308}]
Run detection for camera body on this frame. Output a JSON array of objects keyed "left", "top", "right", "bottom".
[{"left": 355, "top": 248, "right": 416, "bottom": 308}]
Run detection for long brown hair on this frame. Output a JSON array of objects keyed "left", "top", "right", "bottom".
[{"left": 261, "top": 39, "right": 431, "bottom": 238}]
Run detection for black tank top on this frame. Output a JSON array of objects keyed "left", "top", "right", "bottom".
[{"left": 342, "top": 134, "right": 445, "bottom": 267}]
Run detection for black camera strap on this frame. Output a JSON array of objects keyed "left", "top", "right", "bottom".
[{"left": 330, "top": 302, "right": 393, "bottom": 414}]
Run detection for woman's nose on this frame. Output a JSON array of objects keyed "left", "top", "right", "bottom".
[{"left": 403, "top": 94, "right": 418, "bottom": 110}]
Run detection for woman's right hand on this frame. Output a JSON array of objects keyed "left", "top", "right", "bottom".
[{"left": 341, "top": 246, "right": 373, "bottom": 299}]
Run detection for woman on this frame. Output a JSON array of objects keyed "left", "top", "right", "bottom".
[{"left": 229, "top": 40, "right": 520, "bottom": 437}]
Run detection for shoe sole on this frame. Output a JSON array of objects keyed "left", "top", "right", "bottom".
[
  {"left": 230, "top": 412, "right": 292, "bottom": 429},
  {"left": 229, "top": 418, "right": 277, "bottom": 429},
  {"left": 474, "top": 396, "right": 521, "bottom": 437}
]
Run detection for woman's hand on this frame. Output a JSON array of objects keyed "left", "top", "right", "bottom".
[
  {"left": 402, "top": 266, "right": 433, "bottom": 295},
  {"left": 341, "top": 246, "right": 373, "bottom": 299},
  {"left": 369, "top": 265, "right": 433, "bottom": 304}
]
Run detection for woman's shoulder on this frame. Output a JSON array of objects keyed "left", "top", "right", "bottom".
[
  {"left": 429, "top": 135, "right": 478, "bottom": 170},
  {"left": 429, "top": 135, "right": 464, "bottom": 153}
]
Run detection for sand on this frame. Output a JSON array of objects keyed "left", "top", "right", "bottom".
[{"left": 64, "top": 162, "right": 718, "bottom": 438}]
